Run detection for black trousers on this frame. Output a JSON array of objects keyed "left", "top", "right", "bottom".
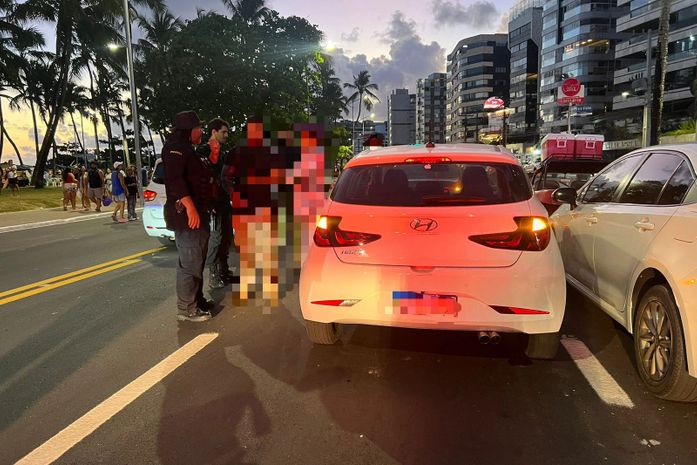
[
  {"left": 206, "top": 205, "right": 233, "bottom": 272},
  {"left": 175, "top": 225, "right": 210, "bottom": 313}
]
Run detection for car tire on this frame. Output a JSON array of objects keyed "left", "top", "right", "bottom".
[
  {"left": 304, "top": 319, "right": 340, "bottom": 345},
  {"left": 157, "top": 237, "right": 174, "bottom": 246},
  {"left": 525, "top": 332, "right": 560, "bottom": 360},
  {"left": 634, "top": 284, "right": 697, "bottom": 402}
]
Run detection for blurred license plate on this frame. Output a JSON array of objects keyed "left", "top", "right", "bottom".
[{"left": 392, "top": 291, "right": 459, "bottom": 315}]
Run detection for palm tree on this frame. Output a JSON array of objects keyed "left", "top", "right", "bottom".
[
  {"left": 312, "top": 53, "right": 349, "bottom": 120},
  {"left": 0, "top": 0, "right": 44, "bottom": 162},
  {"left": 223, "top": 0, "right": 270, "bottom": 24},
  {"left": 649, "top": 0, "right": 673, "bottom": 145},
  {"left": 8, "top": 54, "right": 52, "bottom": 162},
  {"left": 343, "top": 70, "right": 380, "bottom": 125},
  {"left": 16, "top": 0, "right": 162, "bottom": 187}
]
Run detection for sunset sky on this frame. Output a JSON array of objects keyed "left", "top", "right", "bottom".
[{"left": 1, "top": 0, "right": 513, "bottom": 165}]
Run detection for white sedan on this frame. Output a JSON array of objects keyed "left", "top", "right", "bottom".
[{"left": 552, "top": 144, "right": 697, "bottom": 401}]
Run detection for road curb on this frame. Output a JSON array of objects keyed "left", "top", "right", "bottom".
[{"left": 0, "top": 208, "right": 145, "bottom": 234}]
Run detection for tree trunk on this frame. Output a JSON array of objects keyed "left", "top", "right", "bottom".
[
  {"left": 0, "top": 96, "right": 5, "bottom": 162},
  {"left": 101, "top": 105, "right": 115, "bottom": 166},
  {"left": 70, "top": 112, "right": 85, "bottom": 152},
  {"left": 32, "top": 42, "right": 73, "bottom": 187},
  {"left": 650, "top": 0, "right": 672, "bottom": 145},
  {"left": 144, "top": 121, "right": 156, "bottom": 167},
  {"left": 30, "top": 101, "right": 40, "bottom": 162},
  {"left": 2, "top": 125, "right": 24, "bottom": 165}
]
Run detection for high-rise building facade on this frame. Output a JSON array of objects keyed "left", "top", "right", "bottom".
[
  {"left": 416, "top": 73, "right": 448, "bottom": 143},
  {"left": 538, "top": 0, "right": 629, "bottom": 135},
  {"left": 611, "top": 0, "right": 697, "bottom": 137},
  {"left": 446, "top": 34, "right": 510, "bottom": 143},
  {"left": 387, "top": 89, "right": 416, "bottom": 145},
  {"left": 507, "top": 0, "right": 544, "bottom": 146}
]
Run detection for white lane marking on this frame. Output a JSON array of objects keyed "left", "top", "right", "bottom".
[
  {"left": 14, "top": 332, "right": 219, "bottom": 465},
  {"left": 561, "top": 336, "right": 635, "bottom": 408},
  {"left": 0, "top": 208, "right": 144, "bottom": 234}
]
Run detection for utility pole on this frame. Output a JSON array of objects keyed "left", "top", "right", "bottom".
[
  {"left": 122, "top": 0, "right": 145, "bottom": 206},
  {"left": 567, "top": 103, "right": 572, "bottom": 133}
]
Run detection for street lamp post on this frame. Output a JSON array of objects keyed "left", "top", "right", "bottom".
[{"left": 122, "top": 0, "right": 145, "bottom": 206}]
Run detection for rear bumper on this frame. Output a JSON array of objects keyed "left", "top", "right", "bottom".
[
  {"left": 299, "top": 244, "right": 566, "bottom": 335},
  {"left": 143, "top": 205, "right": 174, "bottom": 239}
]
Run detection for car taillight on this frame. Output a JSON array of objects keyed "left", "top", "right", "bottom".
[
  {"left": 469, "top": 217, "right": 551, "bottom": 251},
  {"left": 404, "top": 156, "right": 451, "bottom": 163},
  {"left": 491, "top": 306, "right": 550, "bottom": 315},
  {"left": 313, "top": 216, "right": 381, "bottom": 248},
  {"left": 144, "top": 190, "right": 157, "bottom": 201},
  {"left": 311, "top": 299, "right": 361, "bottom": 307}
]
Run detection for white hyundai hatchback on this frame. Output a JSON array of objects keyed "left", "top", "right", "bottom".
[
  {"left": 299, "top": 144, "right": 567, "bottom": 359},
  {"left": 552, "top": 144, "right": 697, "bottom": 401}
]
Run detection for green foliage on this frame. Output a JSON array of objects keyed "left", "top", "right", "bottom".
[
  {"left": 135, "top": 7, "right": 334, "bottom": 139},
  {"left": 663, "top": 119, "right": 696, "bottom": 136}
]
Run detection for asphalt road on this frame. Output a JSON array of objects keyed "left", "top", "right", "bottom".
[{"left": 1, "top": 216, "right": 696, "bottom": 465}]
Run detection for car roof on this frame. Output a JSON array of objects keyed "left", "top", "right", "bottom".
[
  {"left": 344, "top": 144, "right": 519, "bottom": 168},
  {"left": 626, "top": 144, "right": 697, "bottom": 164}
]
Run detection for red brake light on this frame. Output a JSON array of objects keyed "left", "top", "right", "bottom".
[
  {"left": 144, "top": 190, "right": 157, "bottom": 201},
  {"left": 404, "top": 157, "right": 451, "bottom": 163},
  {"left": 469, "top": 217, "right": 551, "bottom": 251},
  {"left": 313, "top": 216, "right": 381, "bottom": 248}
]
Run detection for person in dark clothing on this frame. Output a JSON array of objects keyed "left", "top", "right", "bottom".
[
  {"left": 125, "top": 165, "right": 139, "bottom": 221},
  {"left": 162, "top": 110, "right": 216, "bottom": 322},
  {"left": 87, "top": 161, "right": 105, "bottom": 212},
  {"left": 196, "top": 118, "right": 235, "bottom": 289}
]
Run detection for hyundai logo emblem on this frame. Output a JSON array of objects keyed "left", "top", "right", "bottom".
[{"left": 410, "top": 218, "right": 438, "bottom": 232}]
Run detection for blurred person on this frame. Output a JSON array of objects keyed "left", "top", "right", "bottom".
[
  {"left": 87, "top": 161, "right": 105, "bottom": 212},
  {"left": 197, "top": 118, "right": 234, "bottom": 289},
  {"left": 111, "top": 162, "right": 128, "bottom": 223},
  {"left": 79, "top": 166, "right": 90, "bottom": 211},
  {"left": 62, "top": 167, "right": 78, "bottom": 210},
  {"left": 125, "top": 165, "right": 139, "bottom": 221},
  {"left": 162, "top": 110, "right": 215, "bottom": 322},
  {"left": 6, "top": 160, "right": 19, "bottom": 196}
]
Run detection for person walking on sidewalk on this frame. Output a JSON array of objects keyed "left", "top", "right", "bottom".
[
  {"left": 125, "top": 165, "right": 139, "bottom": 221},
  {"left": 163, "top": 110, "right": 215, "bottom": 323},
  {"left": 62, "top": 167, "right": 78, "bottom": 210},
  {"left": 79, "top": 166, "right": 90, "bottom": 211},
  {"left": 197, "top": 118, "right": 235, "bottom": 290},
  {"left": 87, "top": 161, "right": 105, "bottom": 212},
  {"left": 111, "top": 162, "right": 128, "bottom": 223},
  {"left": 6, "top": 161, "right": 19, "bottom": 197}
]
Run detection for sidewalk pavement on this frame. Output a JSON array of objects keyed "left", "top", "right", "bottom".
[{"left": 0, "top": 206, "right": 144, "bottom": 234}]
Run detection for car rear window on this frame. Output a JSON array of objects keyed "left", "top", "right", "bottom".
[
  {"left": 331, "top": 162, "right": 532, "bottom": 206},
  {"left": 152, "top": 161, "right": 165, "bottom": 184}
]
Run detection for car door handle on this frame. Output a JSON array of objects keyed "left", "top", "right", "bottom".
[
  {"left": 634, "top": 221, "right": 655, "bottom": 231},
  {"left": 585, "top": 216, "right": 598, "bottom": 224}
]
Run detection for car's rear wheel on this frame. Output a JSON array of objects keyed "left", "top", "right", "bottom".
[
  {"left": 525, "top": 332, "right": 559, "bottom": 360},
  {"left": 157, "top": 237, "right": 174, "bottom": 246},
  {"left": 634, "top": 284, "right": 697, "bottom": 402},
  {"left": 305, "top": 319, "right": 340, "bottom": 344}
]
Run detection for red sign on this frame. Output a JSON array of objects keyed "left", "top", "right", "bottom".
[
  {"left": 558, "top": 96, "right": 586, "bottom": 105},
  {"left": 561, "top": 78, "right": 581, "bottom": 97},
  {"left": 483, "top": 97, "right": 505, "bottom": 110}
]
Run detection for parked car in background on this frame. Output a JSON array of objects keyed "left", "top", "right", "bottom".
[
  {"left": 142, "top": 159, "right": 174, "bottom": 245},
  {"left": 552, "top": 144, "right": 697, "bottom": 401},
  {"left": 300, "top": 143, "right": 567, "bottom": 360}
]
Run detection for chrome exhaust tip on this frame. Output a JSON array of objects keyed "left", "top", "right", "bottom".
[
  {"left": 489, "top": 331, "right": 501, "bottom": 345},
  {"left": 478, "top": 331, "right": 490, "bottom": 344}
]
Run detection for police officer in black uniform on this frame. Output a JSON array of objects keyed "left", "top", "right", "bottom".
[{"left": 162, "top": 111, "right": 215, "bottom": 322}]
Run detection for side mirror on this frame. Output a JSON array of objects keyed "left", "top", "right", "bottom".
[{"left": 553, "top": 187, "right": 577, "bottom": 208}]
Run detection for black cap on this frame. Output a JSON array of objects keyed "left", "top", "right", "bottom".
[{"left": 174, "top": 111, "right": 202, "bottom": 130}]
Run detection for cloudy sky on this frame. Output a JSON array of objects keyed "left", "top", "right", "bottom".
[{"left": 2, "top": 0, "right": 514, "bottom": 164}]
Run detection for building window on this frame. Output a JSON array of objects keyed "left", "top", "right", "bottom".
[{"left": 543, "top": 32, "right": 556, "bottom": 49}]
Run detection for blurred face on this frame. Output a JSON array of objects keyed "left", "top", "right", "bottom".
[
  {"left": 212, "top": 126, "right": 229, "bottom": 144},
  {"left": 191, "top": 127, "right": 203, "bottom": 145}
]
